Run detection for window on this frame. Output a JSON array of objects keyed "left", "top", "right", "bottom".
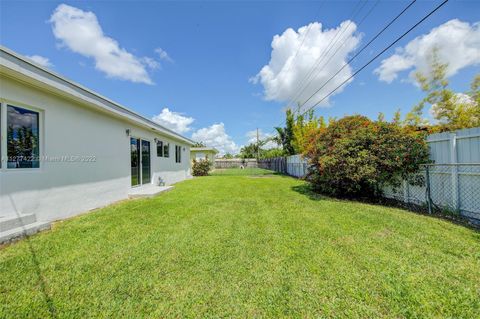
[
  {"left": 164, "top": 143, "right": 170, "bottom": 158},
  {"left": 7, "top": 105, "right": 40, "bottom": 169},
  {"left": 156, "top": 140, "right": 163, "bottom": 157},
  {"left": 175, "top": 145, "right": 181, "bottom": 163}
]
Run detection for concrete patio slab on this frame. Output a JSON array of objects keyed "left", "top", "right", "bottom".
[{"left": 128, "top": 185, "right": 174, "bottom": 199}]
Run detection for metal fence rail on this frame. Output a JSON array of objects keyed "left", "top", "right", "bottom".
[{"left": 383, "top": 164, "right": 480, "bottom": 224}]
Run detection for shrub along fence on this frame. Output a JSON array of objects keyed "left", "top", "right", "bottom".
[
  {"left": 260, "top": 127, "right": 480, "bottom": 224},
  {"left": 383, "top": 127, "right": 480, "bottom": 224}
]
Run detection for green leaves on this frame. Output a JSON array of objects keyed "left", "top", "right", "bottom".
[
  {"left": 192, "top": 159, "right": 213, "bottom": 176},
  {"left": 408, "top": 48, "right": 480, "bottom": 131},
  {"left": 303, "top": 115, "right": 430, "bottom": 198}
]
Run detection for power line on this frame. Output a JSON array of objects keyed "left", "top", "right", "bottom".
[
  {"left": 299, "top": 0, "right": 416, "bottom": 107},
  {"left": 289, "top": 0, "right": 381, "bottom": 111},
  {"left": 283, "top": 0, "right": 367, "bottom": 111},
  {"left": 270, "top": 0, "right": 448, "bottom": 137},
  {"left": 299, "top": 0, "right": 448, "bottom": 115},
  {"left": 280, "top": 1, "right": 326, "bottom": 80}
]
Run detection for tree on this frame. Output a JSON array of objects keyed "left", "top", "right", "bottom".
[
  {"left": 274, "top": 108, "right": 327, "bottom": 155},
  {"left": 274, "top": 109, "right": 295, "bottom": 155},
  {"left": 261, "top": 148, "right": 284, "bottom": 159},
  {"left": 409, "top": 49, "right": 480, "bottom": 131},
  {"left": 239, "top": 143, "right": 259, "bottom": 159},
  {"left": 192, "top": 141, "right": 206, "bottom": 147},
  {"left": 292, "top": 109, "right": 325, "bottom": 154},
  {"left": 468, "top": 74, "right": 480, "bottom": 110},
  {"left": 239, "top": 141, "right": 283, "bottom": 159}
]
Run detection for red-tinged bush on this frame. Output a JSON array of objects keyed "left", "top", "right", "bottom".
[{"left": 303, "top": 115, "right": 430, "bottom": 198}]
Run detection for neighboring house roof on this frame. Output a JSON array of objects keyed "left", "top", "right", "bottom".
[
  {"left": 191, "top": 147, "right": 219, "bottom": 153},
  {"left": 0, "top": 46, "right": 195, "bottom": 146}
]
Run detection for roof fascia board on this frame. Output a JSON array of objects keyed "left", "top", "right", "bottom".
[{"left": 0, "top": 46, "right": 195, "bottom": 146}]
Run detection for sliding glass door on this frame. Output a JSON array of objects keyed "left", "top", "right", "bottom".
[
  {"left": 141, "top": 140, "right": 151, "bottom": 184},
  {"left": 130, "top": 138, "right": 151, "bottom": 186},
  {"left": 130, "top": 138, "right": 140, "bottom": 186}
]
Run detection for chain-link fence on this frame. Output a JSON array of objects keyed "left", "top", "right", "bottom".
[
  {"left": 382, "top": 164, "right": 480, "bottom": 224},
  {"left": 260, "top": 157, "right": 480, "bottom": 224}
]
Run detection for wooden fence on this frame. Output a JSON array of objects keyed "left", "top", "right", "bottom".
[{"left": 214, "top": 158, "right": 258, "bottom": 169}]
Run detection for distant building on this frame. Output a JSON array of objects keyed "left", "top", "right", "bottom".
[{"left": 190, "top": 147, "right": 218, "bottom": 164}]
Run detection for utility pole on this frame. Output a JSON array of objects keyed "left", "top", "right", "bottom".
[{"left": 256, "top": 128, "right": 260, "bottom": 161}]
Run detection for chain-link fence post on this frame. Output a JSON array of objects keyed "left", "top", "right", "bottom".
[
  {"left": 425, "top": 165, "right": 433, "bottom": 214},
  {"left": 402, "top": 180, "right": 409, "bottom": 204}
]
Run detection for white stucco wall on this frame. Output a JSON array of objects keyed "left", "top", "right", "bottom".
[
  {"left": 190, "top": 150, "right": 216, "bottom": 164},
  {"left": 0, "top": 76, "right": 191, "bottom": 222}
]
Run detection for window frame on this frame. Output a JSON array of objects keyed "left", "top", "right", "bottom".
[
  {"left": 175, "top": 145, "right": 182, "bottom": 163},
  {"left": 0, "top": 100, "right": 44, "bottom": 172},
  {"left": 156, "top": 140, "right": 163, "bottom": 157},
  {"left": 163, "top": 142, "right": 170, "bottom": 158}
]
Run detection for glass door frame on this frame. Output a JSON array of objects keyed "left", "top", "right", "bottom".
[
  {"left": 141, "top": 140, "right": 151, "bottom": 185},
  {"left": 130, "top": 137, "right": 152, "bottom": 187}
]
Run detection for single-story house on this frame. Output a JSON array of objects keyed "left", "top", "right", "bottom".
[
  {"left": 0, "top": 46, "right": 195, "bottom": 242},
  {"left": 190, "top": 147, "right": 218, "bottom": 164}
]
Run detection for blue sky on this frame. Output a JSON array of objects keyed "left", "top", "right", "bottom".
[{"left": 1, "top": 0, "right": 479, "bottom": 154}]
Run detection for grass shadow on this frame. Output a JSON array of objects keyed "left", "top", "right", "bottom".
[
  {"left": 7, "top": 195, "right": 57, "bottom": 318},
  {"left": 291, "top": 183, "right": 480, "bottom": 231},
  {"left": 291, "top": 184, "right": 327, "bottom": 201}
]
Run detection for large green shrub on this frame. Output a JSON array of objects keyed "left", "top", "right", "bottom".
[
  {"left": 303, "top": 115, "right": 430, "bottom": 198},
  {"left": 192, "top": 159, "right": 212, "bottom": 176}
]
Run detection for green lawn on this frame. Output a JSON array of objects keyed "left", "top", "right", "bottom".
[
  {"left": 211, "top": 167, "right": 274, "bottom": 176},
  {"left": 1, "top": 169, "right": 479, "bottom": 318}
]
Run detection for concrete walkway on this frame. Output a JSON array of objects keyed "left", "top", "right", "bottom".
[{"left": 128, "top": 185, "right": 173, "bottom": 199}]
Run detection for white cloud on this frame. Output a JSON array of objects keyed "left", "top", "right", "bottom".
[
  {"left": 246, "top": 129, "right": 279, "bottom": 149},
  {"left": 26, "top": 55, "right": 53, "bottom": 68},
  {"left": 375, "top": 19, "right": 480, "bottom": 83},
  {"left": 50, "top": 4, "right": 156, "bottom": 84},
  {"left": 152, "top": 108, "right": 194, "bottom": 134},
  {"left": 251, "top": 21, "right": 361, "bottom": 108},
  {"left": 141, "top": 57, "right": 160, "bottom": 70},
  {"left": 155, "top": 48, "right": 173, "bottom": 63},
  {"left": 192, "top": 123, "right": 239, "bottom": 155}
]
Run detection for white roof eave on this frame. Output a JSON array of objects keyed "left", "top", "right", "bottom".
[{"left": 0, "top": 46, "right": 195, "bottom": 146}]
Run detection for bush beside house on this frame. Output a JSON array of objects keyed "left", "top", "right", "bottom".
[{"left": 192, "top": 159, "right": 212, "bottom": 176}]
